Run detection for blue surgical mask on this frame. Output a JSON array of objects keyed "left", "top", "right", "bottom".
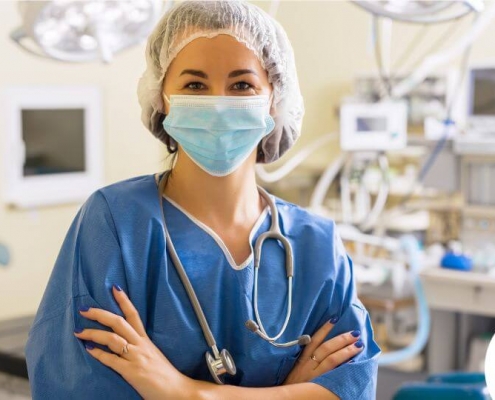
[{"left": 162, "top": 94, "right": 275, "bottom": 177}]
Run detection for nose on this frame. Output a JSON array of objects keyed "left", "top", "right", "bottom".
[{"left": 209, "top": 84, "right": 228, "bottom": 96}]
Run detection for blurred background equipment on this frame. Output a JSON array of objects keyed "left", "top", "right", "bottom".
[
  {"left": 454, "top": 65, "right": 495, "bottom": 153},
  {"left": 258, "top": 0, "right": 495, "bottom": 398},
  {"left": 10, "top": 0, "right": 163, "bottom": 63},
  {"left": 0, "top": 243, "right": 9, "bottom": 266},
  {"left": 340, "top": 101, "right": 408, "bottom": 151},
  {"left": 2, "top": 85, "right": 104, "bottom": 208},
  {"left": 353, "top": 0, "right": 483, "bottom": 24}
]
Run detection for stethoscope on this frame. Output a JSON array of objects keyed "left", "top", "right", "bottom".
[{"left": 156, "top": 171, "right": 311, "bottom": 384}]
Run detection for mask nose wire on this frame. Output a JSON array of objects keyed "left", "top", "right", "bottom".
[{"left": 163, "top": 92, "right": 273, "bottom": 112}]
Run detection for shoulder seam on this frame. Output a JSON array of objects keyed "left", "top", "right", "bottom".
[{"left": 95, "top": 190, "right": 122, "bottom": 248}]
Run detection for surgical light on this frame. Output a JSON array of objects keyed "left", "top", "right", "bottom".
[
  {"left": 353, "top": 0, "right": 483, "bottom": 23},
  {"left": 10, "top": 0, "right": 163, "bottom": 63}
]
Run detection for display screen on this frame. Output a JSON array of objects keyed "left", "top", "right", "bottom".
[
  {"left": 467, "top": 162, "right": 495, "bottom": 206},
  {"left": 356, "top": 117, "right": 387, "bottom": 132},
  {"left": 22, "top": 109, "right": 86, "bottom": 176},
  {"left": 471, "top": 69, "right": 495, "bottom": 116}
]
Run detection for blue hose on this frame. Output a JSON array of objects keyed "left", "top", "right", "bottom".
[
  {"left": 0, "top": 243, "right": 10, "bottom": 266},
  {"left": 378, "top": 235, "right": 431, "bottom": 366}
]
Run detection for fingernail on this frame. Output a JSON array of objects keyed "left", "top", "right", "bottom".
[
  {"left": 354, "top": 340, "right": 364, "bottom": 349},
  {"left": 74, "top": 328, "right": 83, "bottom": 334},
  {"left": 329, "top": 316, "right": 339, "bottom": 324},
  {"left": 79, "top": 306, "right": 90, "bottom": 312},
  {"left": 351, "top": 330, "right": 361, "bottom": 338},
  {"left": 85, "top": 342, "right": 95, "bottom": 350},
  {"left": 348, "top": 359, "right": 355, "bottom": 363},
  {"left": 113, "top": 284, "right": 123, "bottom": 292}
]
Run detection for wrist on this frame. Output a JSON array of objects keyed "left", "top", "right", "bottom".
[
  {"left": 146, "top": 372, "right": 199, "bottom": 400},
  {"left": 185, "top": 378, "right": 221, "bottom": 400},
  {"left": 181, "top": 376, "right": 204, "bottom": 400}
]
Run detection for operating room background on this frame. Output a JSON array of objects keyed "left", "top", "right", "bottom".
[{"left": 1, "top": 0, "right": 495, "bottom": 324}]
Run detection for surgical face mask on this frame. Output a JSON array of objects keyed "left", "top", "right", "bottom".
[{"left": 162, "top": 94, "right": 275, "bottom": 177}]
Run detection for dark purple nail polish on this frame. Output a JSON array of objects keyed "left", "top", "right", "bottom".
[
  {"left": 85, "top": 342, "right": 95, "bottom": 350},
  {"left": 354, "top": 340, "right": 364, "bottom": 349},
  {"left": 329, "top": 316, "right": 339, "bottom": 324},
  {"left": 113, "top": 284, "right": 123, "bottom": 292},
  {"left": 351, "top": 330, "right": 361, "bottom": 338},
  {"left": 79, "top": 306, "right": 90, "bottom": 312},
  {"left": 74, "top": 328, "right": 83, "bottom": 334}
]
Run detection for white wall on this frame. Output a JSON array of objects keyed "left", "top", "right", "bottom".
[{"left": 1, "top": 0, "right": 495, "bottom": 321}]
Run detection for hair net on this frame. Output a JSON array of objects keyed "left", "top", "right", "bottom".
[{"left": 137, "top": 0, "right": 304, "bottom": 163}]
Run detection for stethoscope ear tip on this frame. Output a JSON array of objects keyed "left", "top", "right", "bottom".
[
  {"left": 245, "top": 319, "right": 259, "bottom": 332},
  {"left": 298, "top": 335, "right": 311, "bottom": 346}
]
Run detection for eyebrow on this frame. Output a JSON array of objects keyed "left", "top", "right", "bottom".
[
  {"left": 179, "top": 69, "right": 259, "bottom": 78},
  {"left": 179, "top": 69, "right": 208, "bottom": 78},
  {"left": 228, "top": 69, "right": 258, "bottom": 78}
]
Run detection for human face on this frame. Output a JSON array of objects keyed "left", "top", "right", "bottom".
[
  {"left": 162, "top": 34, "right": 273, "bottom": 114},
  {"left": 162, "top": 34, "right": 273, "bottom": 176}
]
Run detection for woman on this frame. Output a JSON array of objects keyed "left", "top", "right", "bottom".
[{"left": 25, "top": 1, "right": 380, "bottom": 399}]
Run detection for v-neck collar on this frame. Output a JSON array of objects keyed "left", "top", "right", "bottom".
[{"left": 155, "top": 174, "right": 271, "bottom": 270}]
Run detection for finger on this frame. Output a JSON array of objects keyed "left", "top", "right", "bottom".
[
  {"left": 84, "top": 342, "right": 128, "bottom": 376},
  {"left": 315, "top": 340, "right": 365, "bottom": 375},
  {"left": 312, "top": 330, "right": 361, "bottom": 364},
  {"left": 79, "top": 307, "right": 141, "bottom": 345},
  {"left": 300, "top": 316, "right": 339, "bottom": 362},
  {"left": 112, "top": 285, "right": 147, "bottom": 338},
  {"left": 74, "top": 329, "right": 131, "bottom": 358}
]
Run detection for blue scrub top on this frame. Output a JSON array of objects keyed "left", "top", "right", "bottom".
[{"left": 25, "top": 173, "right": 380, "bottom": 399}]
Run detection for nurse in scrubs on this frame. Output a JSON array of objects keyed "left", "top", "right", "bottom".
[{"left": 25, "top": 1, "right": 381, "bottom": 399}]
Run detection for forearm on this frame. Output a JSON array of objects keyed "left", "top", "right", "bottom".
[{"left": 188, "top": 380, "right": 339, "bottom": 400}]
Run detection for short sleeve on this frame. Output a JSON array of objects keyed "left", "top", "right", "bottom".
[
  {"left": 25, "top": 191, "right": 142, "bottom": 399},
  {"left": 310, "top": 234, "right": 381, "bottom": 399}
]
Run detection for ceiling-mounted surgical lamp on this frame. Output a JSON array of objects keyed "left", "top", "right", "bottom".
[
  {"left": 10, "top": 0, "right": 163, "bottom": 64},
  {"left": 353, "top": 0, "right": 483, "bottom": 24}
]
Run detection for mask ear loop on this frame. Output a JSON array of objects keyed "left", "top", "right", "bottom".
[
  {"left": 161, "top": 93, "right": 177, "bottom": 152},
  {"left": 268, "top": 92, "right": 274, "bottom": 110},
  {"left": 257, "top": 91, "right": 275, "bottom": 163}
]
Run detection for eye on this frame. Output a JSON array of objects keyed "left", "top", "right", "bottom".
[
  {"left": 231, "top": 81, "right": 254, "bottom": 91},
  {"left": 184, "top": 82, "right": 206, "bottom": 91}
]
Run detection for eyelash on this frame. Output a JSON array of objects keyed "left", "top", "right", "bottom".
[{"left": 184, "top": 81, "right": 254, "bottom": 91}]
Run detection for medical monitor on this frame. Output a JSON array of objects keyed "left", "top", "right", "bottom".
[
  {"left": 467, "top": 67, "right": 495, "bottom": 132},
  {"left": 340, "top": 102, "right": 408, "bottom": 151},
  {"left": 21, "top": 108, "right": 86, "bottom": 176},
  {"left": 2, "top": 86, "right": 103, "bottom": 208}
]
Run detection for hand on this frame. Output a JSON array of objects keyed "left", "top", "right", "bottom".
[
  {"left": 283, "top": 318, "right": 364, "bottom": 385},
  {"left": 74, "top": 285, "right": 194, "bottom": 400}
]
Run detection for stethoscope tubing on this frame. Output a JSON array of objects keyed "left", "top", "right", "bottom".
[{"left": 156, "top": 170, "right": 304, "bottom": 381}]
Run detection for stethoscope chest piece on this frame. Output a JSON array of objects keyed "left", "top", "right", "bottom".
[{"left": 206, "top": 348, "right": 237, "bottom": 384}]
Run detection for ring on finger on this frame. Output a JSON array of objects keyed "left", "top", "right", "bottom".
[
  {"left": 120, "top": 343, "right": 129, "bottom": 356},
  {"left": 310, "top": 354, "right": 320, "bottom": 363}
]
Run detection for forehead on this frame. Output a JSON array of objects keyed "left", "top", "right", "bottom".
[{"left": 168, "top": 34, "right": 265, "bottom": 74}]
